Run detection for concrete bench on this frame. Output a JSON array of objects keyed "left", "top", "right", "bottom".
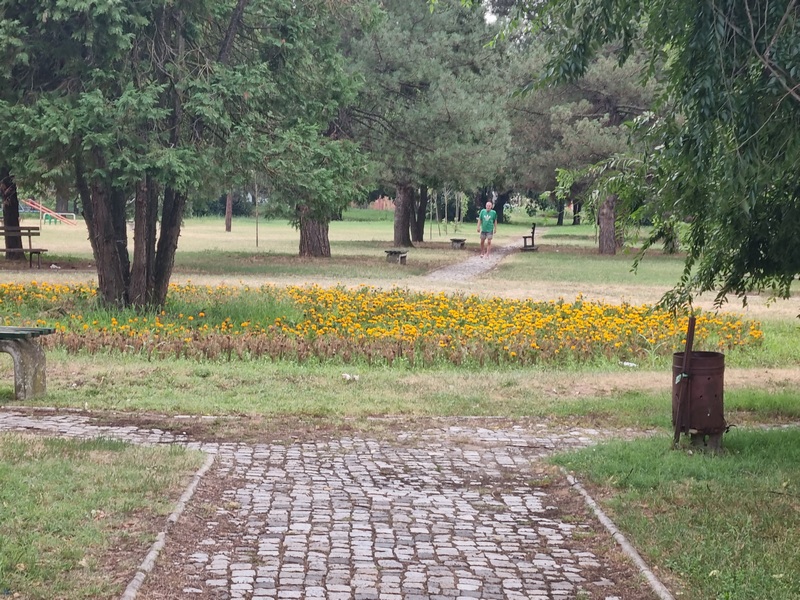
[
  {"left": 522, "top": 223, "right": 538, "bottom": 252},
  {"left": 384, "top": 249, "right": 408, "bottom": 264},
  {"left": 0, "top": 226, "right": 48, "bottom": 267},
  {"left": 0, "top": 326, "right": 55, "bottom": 400},
  {"left": 450, "top": 238, "right": 466, "bottom": 249}
]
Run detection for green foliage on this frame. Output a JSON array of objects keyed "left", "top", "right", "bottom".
[
  {"left": 341, "top": 207, "right": 395, "bottom": 222},
  {"left": 500, "top": 0, "right": 800, "bottom": 305},
  {"left": 348, "top": 0, "right": 511, "bottom": 191},
  {"left": 506, "top": 47, "right": 657, "bottom": 194},
  {"left": 0, "top": 0, "right": 367, "bottom": 304}
]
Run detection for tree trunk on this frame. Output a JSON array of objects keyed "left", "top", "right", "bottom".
[
  {"left": 495, "top": 191, "right": 510, "bottom": 224},
  {"left": 0, "top": 167, "right": 23, "bottom": 260},
  {"left": 662, "top": 220, "right": 679, "bottom": 254},
  {"left": 572, "top": 200, "right": 582, "bottom": 225},
  {"left": 54, "top": 176, "right": 71, "bottom": 213},
  {"left": 152, "top": 187, "right": 187, "bottom": 308},
  {"left": 217, "top": 0, "right": 250, "bottom": 63},
  {"left": 410, "top": 186, "right": 428, "bottom": 243},
  {"left": 556, "top": 197, "right": 565, "bottom": 226},
  {"left": 84, "top": 184, "right": 131, "bottom": 306},
  {"left": 598, "top": 194, "right": 617, "bottom": 255},
  {"left": 299, "top": 206, "right": 331, "bottom": 257},
  {"left": 130, "top": 176, "right": 159, "bottom": 306},
  {"left": 225, "top": 191, "right": 232, "bottom": 232},
  {"left": 393, "top": 183, "right": 414, "bottom": 247}
]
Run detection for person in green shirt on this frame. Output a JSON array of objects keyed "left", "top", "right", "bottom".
[{"left": 477, "top": 201, "right": 497, "bottom": 258}]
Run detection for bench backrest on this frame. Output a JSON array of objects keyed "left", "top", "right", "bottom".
[
  {"left": 0, "top": 226, "right": 40, "bottom": 234},
  {"left": 0, "top": 226, "right": 40, "bottom": 249}
]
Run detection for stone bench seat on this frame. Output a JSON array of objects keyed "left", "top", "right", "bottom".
[
  {"left": 0, "top": 326, "right": 55, "bottom": 400},
  {"left": 384, "top": 249, "right": 408, "bottom": 264},
  {"left": 449, "top": 238, "right": 466, "bottom": 249}
]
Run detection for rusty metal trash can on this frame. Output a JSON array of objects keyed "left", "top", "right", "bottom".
[{"left": 672, "top": 351, "right": 726, "bottom": 449}]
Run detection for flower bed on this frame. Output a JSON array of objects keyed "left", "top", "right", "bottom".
[{"left": 0, "top": 282, "right": 762, "bottom": 366}]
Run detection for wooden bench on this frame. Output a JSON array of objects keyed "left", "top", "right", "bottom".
[
  {"left": 0, "top": 326, "right": 55, "bottom": 400},
  {"left": 450, "top": 238, "right": 466, "bottom": 249},
  {"left": 0, "top": 226, "right": 48, "bottom": 267},
  {"left": 522, "top": 223, "right": 538, "bottom": 252},
  {"left": 384, "top": 249, "right": 408, "bottom": 264}
]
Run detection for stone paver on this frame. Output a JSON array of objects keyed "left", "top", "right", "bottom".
[{"left": 0, "top": 410, "right": 650, "bottom": 599}]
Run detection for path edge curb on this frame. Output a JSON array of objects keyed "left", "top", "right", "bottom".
[
  {"left": 563, "top": 469, "right": 676, "bottom": 600},
  {"left": 120, "top": 452, "right": 216, "bottom": 600}
]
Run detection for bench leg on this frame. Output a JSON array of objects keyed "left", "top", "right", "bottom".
[{"left": 0, "top": 339, "right": 47, "bottom": 400}]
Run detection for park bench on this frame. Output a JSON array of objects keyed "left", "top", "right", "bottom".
[
  {"left": 384, "top": 249, "right": 408, "bottom": 264},
  {"left": 450, "top": 238, "right": 466, "bottom": 249},
  {"left": 0, "top": 326, "right": 55, "bottom": 401},
  {"left": 522, "top": 223, "right": 538, "bottom": 252},
  {"left": 0, "top": 225, "right": 48, "bottom": 267}
]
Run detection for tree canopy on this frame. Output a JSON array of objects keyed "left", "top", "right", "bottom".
[
  {"left": 347, "top": 0, "right": 511, "bottom": 246},
  {"left": 461, "top": 0, "right": 800, "bottom": 305},
  {"left": 0, "top": 0, "right": 362, "bottom": 306}
]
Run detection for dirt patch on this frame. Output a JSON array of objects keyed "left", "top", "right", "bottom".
[
  {"left": 542, "top": 464, "right": 663, "bottom": 600},
  {"left": 538, "top": 367, "right": 800, "bottom": 398},
  {"left": 135, "top": 468, "right": 239, "bottom": 600},
  {"left": 0, "top": 257, "right": 96, "bottom": 272}
]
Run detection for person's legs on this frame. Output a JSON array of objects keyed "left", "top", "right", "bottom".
[
  {"left": 479, "top": 232, "right": 486, "bottom": 256},
  {"left": 485, "top": 233, "right": 493, "bottom": 257}
]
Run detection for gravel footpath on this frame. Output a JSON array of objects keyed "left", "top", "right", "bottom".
[{"left": 423, "top": 238, "right": 520, "bottom": 282}]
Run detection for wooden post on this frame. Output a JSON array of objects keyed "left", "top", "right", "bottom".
[
  {"left": 225, "top": 191, "right": 233, "bottom": 232},
  {"left": 673, "top": 316, "right": 697, "bottom": 447}
]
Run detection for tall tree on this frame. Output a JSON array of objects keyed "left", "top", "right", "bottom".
[
  {"left": 0, "top": 0, "right": 361, "bottom": 305},
  {"left": 265, "top": 123, "right": 366, "bottom": 258},
  {"left": 347, "top": 0, "right": 511, "bottom": 247},
  {"left": 502, "top": 43, "right": 657, "bottom": 226},
  {"left": 465, "top": 0, "right": 800, "bottom": 304},
  {"left": 0, "top": 167, "right": 23, "bottom": 259}
]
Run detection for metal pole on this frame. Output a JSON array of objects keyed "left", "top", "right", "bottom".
[
  {"left": 254, "top": 180, "right": 259, "bottom": 248},
  {"left": 444, "top": 187, "right": 448, "bottom": 235},
  {"left": 673, "top": 316, "right": 697, "bottom": 447}
]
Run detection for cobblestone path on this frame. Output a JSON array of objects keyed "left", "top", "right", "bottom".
[{"left": 0, "top": 410, "right": 657, "bottom": 599}]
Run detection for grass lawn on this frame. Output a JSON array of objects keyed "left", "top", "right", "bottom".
[
  {"left": 552, "top": 428, "right": 800, "bottom": 600},
  {"left": 0, "top": 434, "right": 205, "bottom": 599}
]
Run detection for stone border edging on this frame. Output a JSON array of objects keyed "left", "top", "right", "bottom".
[
  {"left": 120, "top": 452, "right": 216, "bottom": 600},
  {"left": 564, "top": 471, "right": 676, "bottom": 600}
]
